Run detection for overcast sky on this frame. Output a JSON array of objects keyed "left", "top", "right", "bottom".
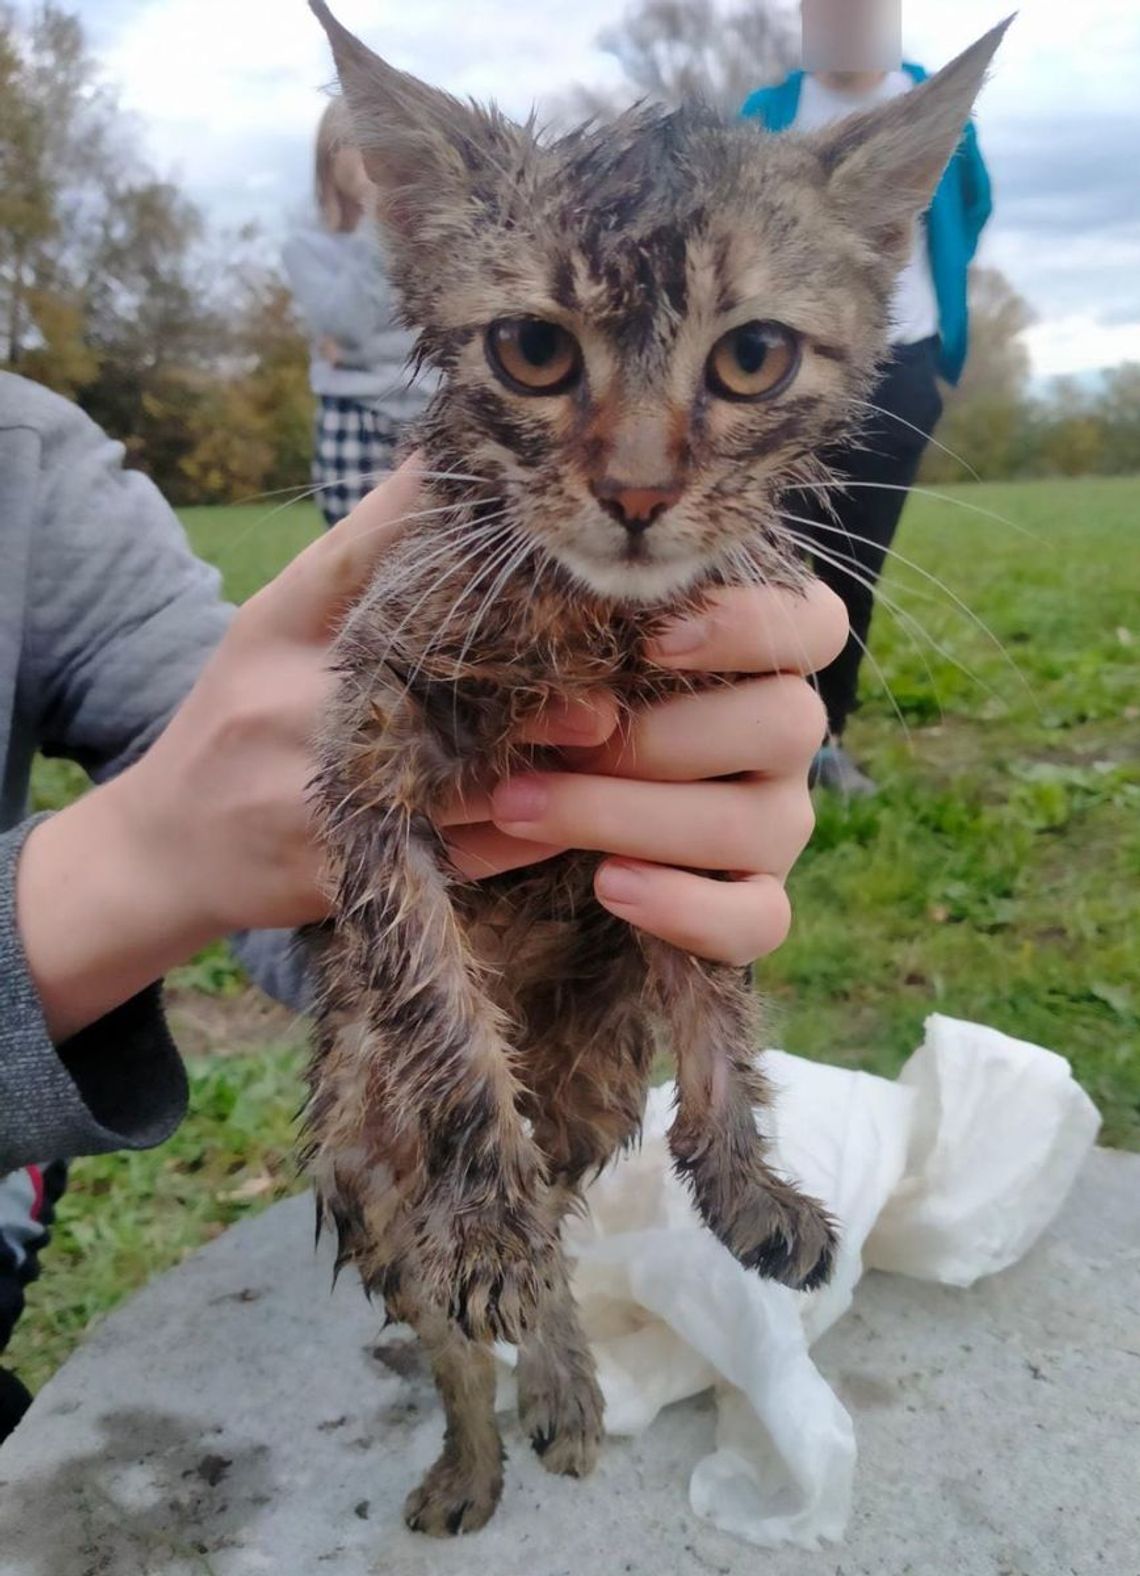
[{"left": 72, "top": 0, "right": 1140, "bottom": 380}]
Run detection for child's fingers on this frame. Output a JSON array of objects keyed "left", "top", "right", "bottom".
[
  {"left": 514, "top": 693, "right": 618, "bottom": 748},
  {"left": 646, "top": 579, "right": 849, "bottom": 675},
  {"left": 570, "top": 675, "right": 826, "bottom": 783},
  {"left": 595, "top": 863, "right": 792, "bottom": 965},
  {"left": 490, "top": 772, "right": 814, "bottom": 880},
  {"left": 445, "top": 823, "right": 569, "bottom": 880}
]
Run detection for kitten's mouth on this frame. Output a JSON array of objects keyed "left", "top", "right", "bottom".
[
  {"left": 543, "top": 503, "right": 707, "bottom": 603},
  {"left": 554, "top": 539, "right": 704, "bottom": 605}
]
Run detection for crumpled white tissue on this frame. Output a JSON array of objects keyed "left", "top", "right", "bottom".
[{"left": 496, "top": 1013, "right": 1101, "bottom": 1550}]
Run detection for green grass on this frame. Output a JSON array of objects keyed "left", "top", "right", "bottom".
[
  {"left": 12, "top": 478, "right": 1139, "bottom": 1392},
  {"left": 12, "top": 1048, "right": 306, "bottom": 1392},
  {"left": 178, "top": 501, "right": 323, "bottom": 602},
  {"left": 764, "top": 478, "right": 1140, "bottom": 1151}
]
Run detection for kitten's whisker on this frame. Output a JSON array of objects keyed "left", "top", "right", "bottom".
[
  {"left": 334, "top": 499, "right": 503, "bottom": 554},
  {"left": 780, "top": 509, "right": 1039, "bottom": 713},
  {"left": 213, "top": 473, "right": 461, "bottom": 565},
  {"left": 724, "top": 540, "right": 825, "bottom": 712},
  {"left": 784, "top": 520, "right": 1012, "bottom": 716},
  {"left": 224, "top": 465, "right": 489, "bottom": 526},
  {"left": 447, "top": 534, "right": 535, "bottom": 729},
  {"left": 418, "top": 471, "right": 492, "bottom": 489},
  {"left": 321, "top": 529, "right": 520, "bottom": 838},
  {"left": 373, "top": 519, "right": 516, "bottom": 679},
  {"left": 790, "top": 479, "right": 1041, "bottom": 543},
  {"left": 214, "top": 485, "right": 338, "bottom": 558},
  {"left": 759, "top": 525, "right": 914, "bottom": 739},
  {"left": 227, "top": 466, "right": 445, "bottom": 511},
  {"left": 850, "top": 397, "right": 982, "bottom": 484},
  {"left": 781, "top": 528, "right": 981, "bottom": 722},
  {"left": 228, "top": 480, "right": 346, "bottom": 507},
  {"left": 209, "top": 487, "right": 487, "bottom": 580},
  {"left": 400, "top": 527, "right": 523, "bottom": 696},
  {"left": 425, "top": 534, "right": 529, "bottom": 745},
  {"left": 353, "top": 520, "right": 515, "bottom": 689}
]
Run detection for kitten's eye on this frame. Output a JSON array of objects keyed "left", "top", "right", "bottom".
[
  {"left": 706, "top": 321, "right": 800, "bottom": 402},
  {"left": 486, "top": 318, "right": 582, "bottom": 396}
]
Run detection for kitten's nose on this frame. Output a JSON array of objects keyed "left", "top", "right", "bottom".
[{"left": 591, "top": 478, "right": 682, "bottom": 536}]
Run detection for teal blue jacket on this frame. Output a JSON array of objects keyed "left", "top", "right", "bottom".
[{"left": 739, "top": 65, "right": 992, "bottom": 384}]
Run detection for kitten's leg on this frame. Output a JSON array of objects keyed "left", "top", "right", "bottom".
[
  {"left": 390, "top": 1290, "right": 505, "bottom": 1537},
  {"left": 650, "top": 946, "right": 837, "bottom": 1291},
  {"left": 515, "top": 1188, "right": 605, "bottom": 1480},
  {"left": 513, "top": 922, "right": 655, "bottom": 1477},
  {"left": 307, "top": 813, "right": 556, "bottom": 1345}
]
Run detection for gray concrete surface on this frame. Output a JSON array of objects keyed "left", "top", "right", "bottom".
[{"left": 1, "top": 1148, "right": 1136, "bottom": 1576}]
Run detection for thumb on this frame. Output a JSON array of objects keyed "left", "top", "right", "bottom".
[{"left": 249, "top": 454, "right": 426, "bottom": 640}]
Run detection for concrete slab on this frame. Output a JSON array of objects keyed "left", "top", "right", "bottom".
[{"left": 1, "top": 1149, "right": 1136, "bottom": 1576}]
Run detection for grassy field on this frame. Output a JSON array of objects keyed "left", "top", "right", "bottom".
[{"left": 11, "top": 476, "right": 1139, "bottom": 1392}]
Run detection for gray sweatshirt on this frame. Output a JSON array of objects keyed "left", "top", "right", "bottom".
[
  {"left": 281, "top": 218, "right": 435, "bottom": 419},
  {"left": 0, "top": 373, "right": 307, "bottom": 1174}
]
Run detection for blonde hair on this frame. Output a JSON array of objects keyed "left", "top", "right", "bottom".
[{"left": 315, "top": 98, "right": 360, "bottom": 233}]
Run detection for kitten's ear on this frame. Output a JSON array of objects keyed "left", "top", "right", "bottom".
[
  {"left": 816, "top": 18, "right": 1011, "bottom": 262},
  {"left": 309, "top": 1, "right": 488, "bottom": 239}
]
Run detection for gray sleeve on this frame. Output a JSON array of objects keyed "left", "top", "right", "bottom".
[
  {"left": 22, "top": 397, "right": 232, "bottom": 779},
  {"left": 0, "top": 818, "right": 187, "bottom": 1173},
  {"left": 2, "top": 393, "right": 309, "bottom": 1167},
  {"left": 282, "top": 230, "right": 389, "bottom": 354},
  {"left": 23, "top": 393, "right": 313, "bottom": 1010}
]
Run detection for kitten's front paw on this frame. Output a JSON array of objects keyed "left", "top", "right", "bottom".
[
  {"left": 726, "top": 1181, "right": 838, "bottom": 1292},
  {"left": 404, "top": 1451, "right": 504, "bottom": 1537},
  {"left": 676, "top": 1138, "right": 838, "bottom": 1293}
]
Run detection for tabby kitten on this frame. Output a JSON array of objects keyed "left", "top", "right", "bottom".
[{"left": 305, "top": 1, "right": 1007, "bottom": 1537}]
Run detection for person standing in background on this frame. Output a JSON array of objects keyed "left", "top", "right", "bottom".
[
  {"left": 283, "top": 100, "right": 433, "bottom": 529},
  {"left": 742, "top": 0, "right": 992, "bottom": 794}
]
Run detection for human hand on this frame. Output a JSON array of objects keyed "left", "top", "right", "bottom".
[
  {"left": 317, "top": 335, "right": 342, "bottom": 366},
  {"left": 472, "top": 581, "right": 848, "bottom": 966},
  {"left": 99, "top": 464, "right": 622, "bottom": 942},
  {"left": 14, "top": 462, "right": 630, "bottom": 1039}
]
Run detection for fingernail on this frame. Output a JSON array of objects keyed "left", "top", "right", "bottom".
[
  {"left": 492, "top": 776, "right": 548, "bottom": 823},
  {"left": 545, "top": 699, "right": 609, "bottom": 741},
  {"left": 651, "top": 615, "right": 709, "bottom": 659},
  {"left": 596, "top": 861, "right": 648, "bottom": 906}
]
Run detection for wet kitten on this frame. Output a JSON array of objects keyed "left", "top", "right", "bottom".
[{"left": 304, "top": 2, "right": 1006, "bottom": 1536}]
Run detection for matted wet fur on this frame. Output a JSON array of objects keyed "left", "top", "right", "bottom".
[{"left": 304, "top": 3, "right": 1008, "bottom": 1537}]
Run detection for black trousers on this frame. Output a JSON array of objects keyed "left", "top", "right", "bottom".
[
  {"left": 0, "top": 1160, "right": 67, "bottom": 1439},
  {"left": 788, "top": 337, "right": 944, "bottom": 739}
]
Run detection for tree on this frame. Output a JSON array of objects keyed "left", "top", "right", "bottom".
[
  {"left": 76, "top": 179, "right": 226, "bottom": 487},
  {"left": 563, "top": 0, "right": 797, "bottom": 121},
  {"left": 0, "top": 3, "right": 312, "bottom": 504},
  {"left": 0, "top": 2, "right": 217, "bottom": 422},
  {"left": 1094, "top": 362, "right": 1140, "bottom": 476},
  {"left": 179, "top": 268, "right": 312, "bottom": 507},
  {"left": 0, "top": 3, "right": 123, "bottom": 377},
  {"left": 0, "top": 7, "right": 219, "bottom": 413},
  {"left": 1033, "top": 376, "right": 1107, "bottom": 478}
]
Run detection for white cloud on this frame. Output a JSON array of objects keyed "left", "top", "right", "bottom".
[
  {"left": 1026, "top": 314, "right": 1140, "bottom": 378},
  {"left": 100, "top": 0, "right": 625, "bottom": 130},
  {"left": 82, "top": 0, "right": 1140, "bottom": 378}
]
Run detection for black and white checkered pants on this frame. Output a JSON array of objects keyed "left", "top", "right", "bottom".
[{"left": 312, "top": 396, "right": 401, "bottom": 530}]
